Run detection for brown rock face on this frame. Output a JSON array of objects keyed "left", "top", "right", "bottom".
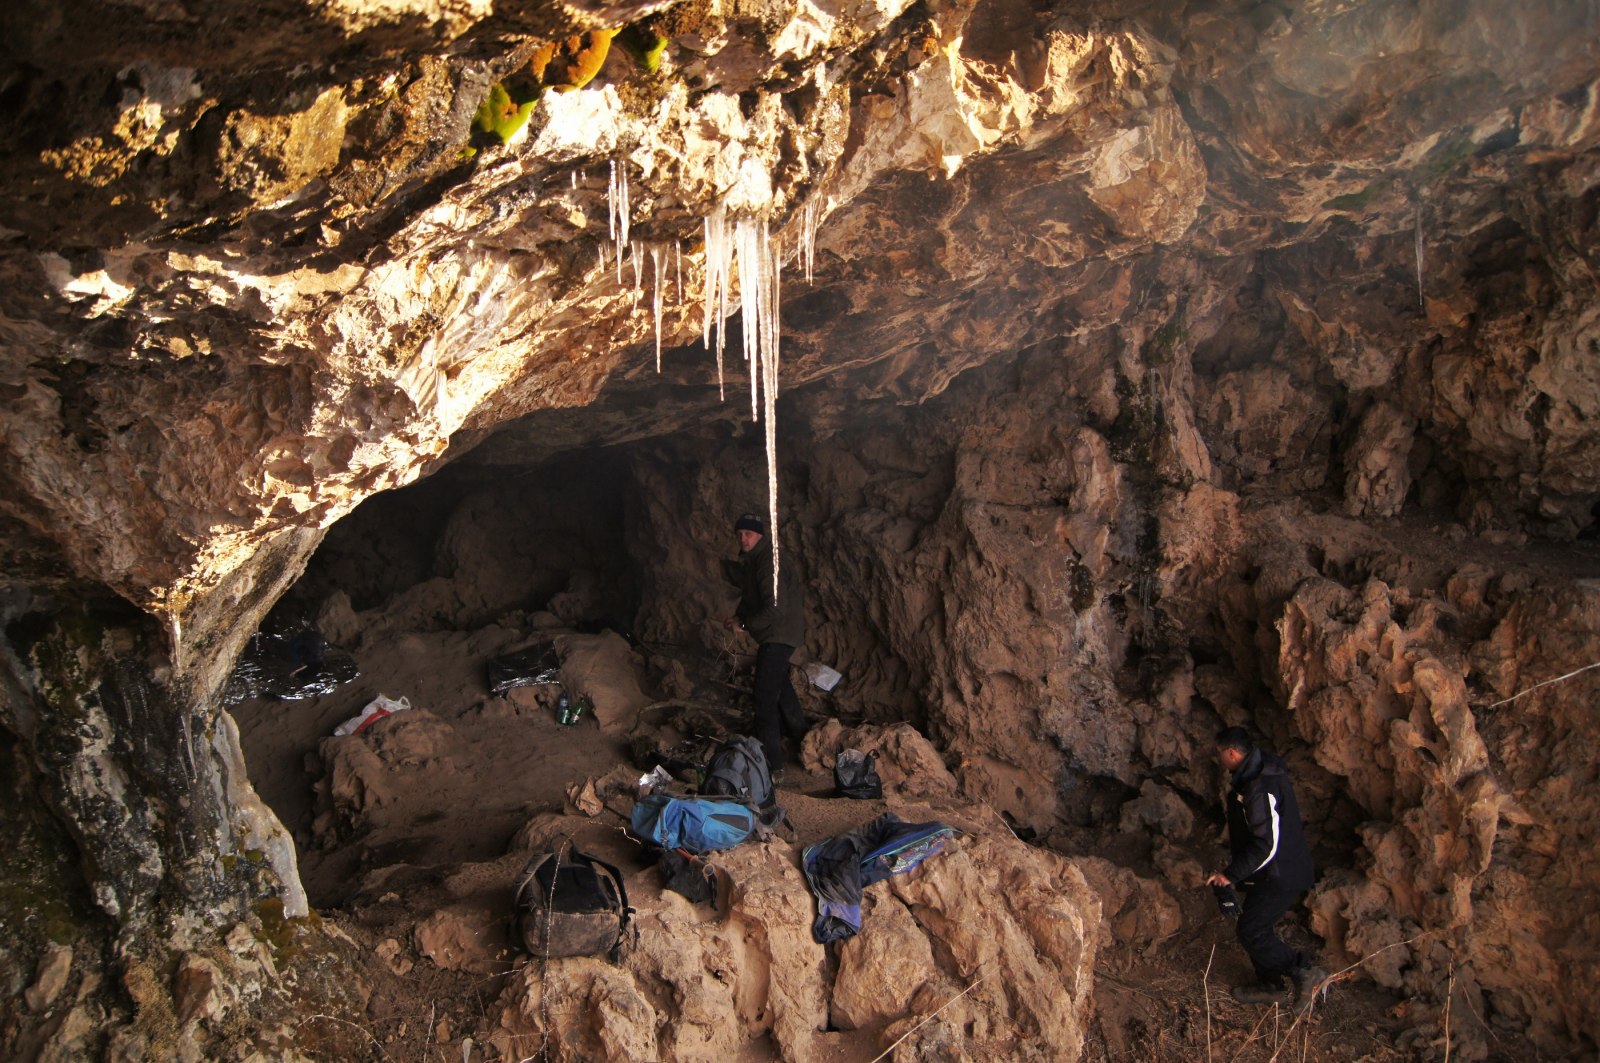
[
  {"left": 2, "top": 0, "right": 1599, "bottom": 1058},
  {"left": 486, "top": 811, "right": 1098, "bottom": 1062}
]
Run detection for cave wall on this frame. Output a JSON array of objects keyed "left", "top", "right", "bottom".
[
  {"left": 612, "top": 204, "right": 1600, "bottom": 1050},
  {"left": 1, "top": 0, "right": 1599, "bottom": 1055}
]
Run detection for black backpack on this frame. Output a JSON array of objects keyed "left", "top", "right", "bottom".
[
  {"left": 701, "top": 735, "right": 775, "bottom": 811},
  {"left": 513, "top": 840, "right": 634, "bottom": 962}
]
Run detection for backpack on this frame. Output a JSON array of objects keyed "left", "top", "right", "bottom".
[
  {"left": 513, "top": 841, "right": 634, "bottom": 961},
  {"left": 657, "top": 849, "right": 720, "bottom": 908},
  {"left": 629, "top": 793, "right": 761, "bottom": 853},
  {"left": 833, "top": 748, "right": 883, "bottom": 800},
  {"left": 701, "top": 735, "right": 774, "bottom": 810}
]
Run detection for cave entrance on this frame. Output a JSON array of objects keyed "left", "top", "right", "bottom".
[{"left": 232, "top": 442, "right": 659, "bottom": 908}]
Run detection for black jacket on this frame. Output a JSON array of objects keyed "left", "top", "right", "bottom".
[
  {"left": 1224, "top": 747, "right": 1314, "bottom": 891},
  {"left": 735, "top": 536, "right": 805, "bottom": 648}
]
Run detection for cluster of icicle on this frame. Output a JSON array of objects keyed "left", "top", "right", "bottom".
[{"left": 592, "top": 161, "right": 825, "bottom": 598}]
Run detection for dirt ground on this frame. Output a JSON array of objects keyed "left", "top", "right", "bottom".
[{"left": 233, "top": 614, "right": 1551, "bottom": 1063}]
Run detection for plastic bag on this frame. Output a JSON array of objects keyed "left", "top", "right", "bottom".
[
  {"left": 333, "top": 694, "right": 411, "bottom": 736},
  {"left": 803, "top": 661, "right": 843, "bottom": 692},
  {"left": 834, "top": 748, "right": 883, "bottom": 800},
  {"left": 224, "top": 629, "right": 359, "bottom": 704},
  {"left": 487, "top": 642, "right": 562, "bottom": 695}
]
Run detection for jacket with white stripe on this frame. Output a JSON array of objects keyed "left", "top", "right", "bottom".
[{"left": 1223, "top": 747, "right": 1314, "bottom": 891}]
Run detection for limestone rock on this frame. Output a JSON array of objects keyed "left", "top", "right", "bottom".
[
  {"left": 556, "top": 632, "right": 652, "bottom": 732},
  {"left": 24, "top": 943, "right": 73, "bottom": 1013},
  {"left": 488, "top": 814, "right": 1097, "bottom": 1061},
  {"left": 414, "top": 905, "right": 504, "bottom": 975},
  {"left": 1116, "top": 779, "right": 1194, "bottom": 841},
  {"left": 800, "top": 720, "right": 959, "bottom": 798},
  {"left": 1071, "top": 856, "right": 1181, "bottom": 956}
]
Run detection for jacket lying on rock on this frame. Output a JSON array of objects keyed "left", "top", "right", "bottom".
[{"left": 801, "top": 813, "right": 953, "bottom": 943}]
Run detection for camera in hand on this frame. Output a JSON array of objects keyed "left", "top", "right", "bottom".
[{"left": 1212, "top": 883, "right": 1241, "bottom": 919}]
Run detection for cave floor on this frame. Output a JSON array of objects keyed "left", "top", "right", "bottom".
[{"left": 233, "top": 614, "right": 1547, "bottom": 1062}]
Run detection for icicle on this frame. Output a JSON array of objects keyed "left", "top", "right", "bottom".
[
  {"left": 703, "top": 205, "right": 732, "bottom": 400},
  {"left": 763, "top": 224, "right": 782, "bottom": 600},
  {"left": 630, "top": 240, "right": 643, "bottom": 297},
  {"left": 675, "top": 239, "right": 683, "bottom": 304},
  {"left": 800, "top": 196, "right": 821, "bottom": 284},
  {"left": 597, "top": 242, "right": 605, "bottom": 274},
  {"left": 619, "top": 166, "right": 631, "bottom": 247},
  {"left": 726, "top": 217, "right": 784, "bottom": 597},
  {"left": 571, "top": 169, "right": 578, "bottom": 189},
  {"left": 608, "top": 161, "right": 617, "bottom": 242},
  {"left": 736, "top": 220, "right": 762, "bottom": 421},
  {"left": 651, "top": 244, "right": 665, "bottom": 371},
  {"left": 1414, "top": 204, "right": 1425, "bottom": 308}
]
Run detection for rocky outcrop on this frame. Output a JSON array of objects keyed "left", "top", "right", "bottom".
[
  {"left": 1283, "top": 573, "right": 1600, "bottom": 1055},
  {"left": 485, "top": 810, "right": 1099, "bottom": 1063}
]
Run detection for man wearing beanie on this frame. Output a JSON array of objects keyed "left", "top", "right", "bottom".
[
  {"left": 725, "top": 513, "right": 807, "bottom": 773},
  {"left": 1207, "top": 725, "right": 1325, "bottom": 1006}
]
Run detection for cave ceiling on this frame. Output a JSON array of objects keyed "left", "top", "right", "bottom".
[{"left": 1, "top": 0, "right": 1597, "bottom": 661}]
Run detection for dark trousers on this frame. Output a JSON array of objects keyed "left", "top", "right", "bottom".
[
  {"left": 1237, "top": 880, "right": 1306, "bottom": 984},
  {"left": 753, "top": 643, "right": 807, "bottom": 768}
]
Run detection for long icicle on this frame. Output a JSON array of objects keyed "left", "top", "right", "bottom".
[
  {"left": 737, "top": 219, "right": 762, "bottom": 422},
  {"left": 763, "top": 221, "right": 782, "bottom": 599},
  {"left": 800, "top": 196, "right": 820, "bottom": 284},
  {"left": 703, "top": 205, "right": 731, "bottom": 400},
  {"left": 651, "top": 244, "right": 665, "bottom": 371}
]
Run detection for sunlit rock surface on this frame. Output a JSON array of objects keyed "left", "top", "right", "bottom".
[{"left": 2, "top": 0, "right": 1599, "bottom": 1058}]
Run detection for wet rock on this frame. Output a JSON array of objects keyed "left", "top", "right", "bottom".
[{"left": 24, "top": 943, "right": 73, "bottom": 1013}]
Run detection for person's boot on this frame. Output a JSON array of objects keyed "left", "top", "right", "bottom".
[
  {"left": 1292, "top": 964, "right": 1328, "bottom": 1004},
  {"left": 1230, "top": 981, "right": 1292, "bottom": 1005}
]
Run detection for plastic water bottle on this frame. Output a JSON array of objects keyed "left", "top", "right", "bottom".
[{"left": 557, "top": 691, "right": 572, "bottom": 725}]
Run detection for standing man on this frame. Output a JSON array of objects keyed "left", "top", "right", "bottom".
[
  {"left": 1206, "top": 726, "right": 1326, "bottom": 1005},
  {"left": 726, "top": 513, "right": 807, "bottom": 774}
]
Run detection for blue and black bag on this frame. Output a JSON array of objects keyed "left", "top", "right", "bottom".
[{"left": 629, "top": 793, "right": 761, "bottom": 853}]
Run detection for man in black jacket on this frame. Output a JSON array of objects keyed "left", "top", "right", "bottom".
[
  {"left": 725, "top": 513, "right": 807, "bottom": 772},
  {"left": 1206, "top": 726, "right": 1326, "bottom": 1005}
]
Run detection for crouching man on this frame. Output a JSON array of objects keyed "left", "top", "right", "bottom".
[{"left": 1206, "top": 726, "right": 1326, "bottom": 1005}]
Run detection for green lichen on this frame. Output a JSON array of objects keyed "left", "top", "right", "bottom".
[
  {"left": 617, "top": 25, "right": 669, "bottom": 73},
  {"left": 473, "top": 82, "right": 539, "bottom": 145},
  {"left": 1141, "top": 317, "right": 1186, "bottom": 369},
  {"left": 1413, "top": 136, "right": 1474, "bottom": 185},
  {"left": 1323, "top": 180, "right": 1387, "bottom": 212}
]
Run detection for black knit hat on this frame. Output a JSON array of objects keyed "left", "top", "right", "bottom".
[
  {"left": 734, "top": 513, "right": 765, "bottom": 535},
  {"left": 1215, "top": 726, "right": 1255, "bottom": 754}
]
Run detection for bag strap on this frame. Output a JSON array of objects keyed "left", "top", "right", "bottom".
[{"left": 575, "top": 848, "right": 635, "bottom": 961}]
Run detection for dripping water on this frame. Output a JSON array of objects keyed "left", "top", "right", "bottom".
[{"left": 1420, "top": 202, "right": 1433, "bottom": 307}]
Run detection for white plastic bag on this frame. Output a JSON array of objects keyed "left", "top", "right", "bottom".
[
  {"left": 803, "top": 661, "right": 843, "bottom": 692},
  {"left": 334, "top": 694, "right": 411, "bottom": 737},
  {"left": 636, "top": 765, "right": 672, "bottom": 796}
]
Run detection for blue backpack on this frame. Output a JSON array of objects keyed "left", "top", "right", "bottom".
[{"left": 630, "top": 794, "right": 761, "bottom": 853}]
